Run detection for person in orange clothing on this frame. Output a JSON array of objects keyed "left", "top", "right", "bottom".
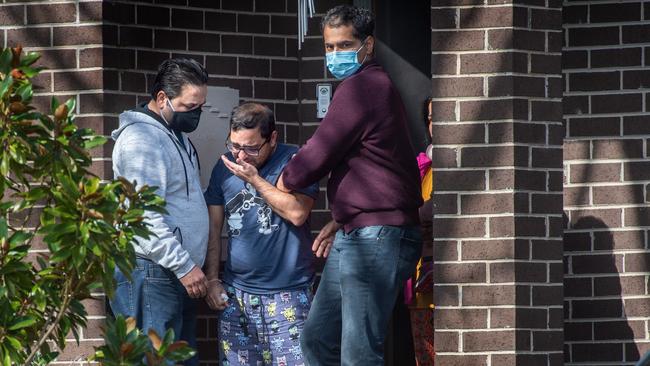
[{"left": 406, "top": 97, "right": 434, "bottom": 366}]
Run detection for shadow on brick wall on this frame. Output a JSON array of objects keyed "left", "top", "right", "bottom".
[{"left": 565, "top": 215, "right": 641, "bottom": 364}]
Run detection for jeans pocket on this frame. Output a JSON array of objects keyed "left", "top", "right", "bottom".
[
  {"left": 401, "top": 226, "right": 423, "bottom": 244},
  {"left": 145, "top": 263, "right": 174, "bottom": 283},
  {"left": 351, "top": 226, "right": 384, "bottom": 240}
]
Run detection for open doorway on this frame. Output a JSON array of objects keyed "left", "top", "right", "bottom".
[
  {"left": 365, "top": 1, "right": 432, "bottom": 365},
  {"left": 373, "top": 0, "right": 432, "bottom": 153}
]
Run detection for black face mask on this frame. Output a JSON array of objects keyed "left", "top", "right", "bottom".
[{"left": 164, "top": 99, "right": 202, "bottom": 133}]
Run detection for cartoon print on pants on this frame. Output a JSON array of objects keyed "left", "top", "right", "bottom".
[
  {"left": 267, "top": 301, "right": 277, "bottom": 317},
  {"left": 289, "top": 344, "right": 303, "bottom": 360},
  {"left": 270, "top": 336, "right": 284, "bottom": 352},
  {"left": 297, "top": 291, "right": 309, "bottom": 308},
  {"left": 281, "top": 306, "right": 296, "bottom": 322},
  {"left": 276, "top": 356, "right": 287, "bottom": 366},
  {"left": 222, "top": 339, "right": 233, "bottom": 355},
  {"left": 270, "top": 319, "right": 279, "bottom": 334},
  {"left": 288, "top": 324, "right": 299, "bottom": 341},
  {"left": 262, "top": 349, "right": 272, "bottom": 365},
  {"left": 237, "top": 350, "right": 249, "bottom": 365},
  {"left": 221, "top": 321, "right": 231, "bottom": 336}
]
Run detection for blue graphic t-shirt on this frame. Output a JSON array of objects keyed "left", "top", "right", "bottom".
[{"left": 204, "top": 144, "right": 319, "bottom": 294}]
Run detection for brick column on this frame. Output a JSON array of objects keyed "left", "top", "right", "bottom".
[{"left": 430, "top": 2, "right": 564, "bottom": 365}]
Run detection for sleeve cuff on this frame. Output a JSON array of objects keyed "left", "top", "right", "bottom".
[{"left": 173, "top": 258, "right": 197, "bottom": 279}]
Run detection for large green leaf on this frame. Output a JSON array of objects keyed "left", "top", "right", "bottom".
[
  {"left": 0, "top": 217, "right": 7, "bottom": 238},
  {"left": 8, "top": 315, "right": 37, "bottom": 330},
  {"left": 20, "top": 52, "right": 40, "bottom": 67},
  {"left": 0, "top": 75, "right": 13, "bottom": 98},
  {"left": 8, "top": 231, "right": 32, "bottom": 247},
  {"left": 15, "top": 82, "right": 32, "bottom": 102},
  {"left": 83, "top": 136, "right": 107, "bottom": 150},
  {"left": 0, "top": 48, "right": 12, "bottom": 74}
]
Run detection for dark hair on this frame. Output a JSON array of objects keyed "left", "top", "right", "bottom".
[
  {"left": 230, "top": 103, "right": 276, "bottom": 139},
  {"left": 423, "top": 96, "right": 434, "bottom": 129},
  {"left": 321, "top": 5, "right": 375, "bottom": 41},
  {"left": 150, "top": 58, "right": 208, "bottom": 99}
]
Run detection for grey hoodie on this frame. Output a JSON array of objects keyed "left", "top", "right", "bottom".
[{"left": 111, "top": 107, "right": 209, "bottom": 278}]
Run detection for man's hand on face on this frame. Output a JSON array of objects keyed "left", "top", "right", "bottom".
[
  {"left": 179, "top": 266, "right": 208, "bottom": 298},
  {"left": 221, "top": 155, "right": 259, "bottom": 183},
  {"left": 205, "top": 280, "right": 229, "bottom": 311}
]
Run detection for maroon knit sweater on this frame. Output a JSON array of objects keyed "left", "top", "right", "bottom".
[{"left": 281, "top": 59, "right": 422, "bottom": 232}]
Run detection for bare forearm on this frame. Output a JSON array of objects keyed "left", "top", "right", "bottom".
[
  {"left": 204, "top": 235, "right": 222, "bottom": 281},
  {"left": 251, "top": 175, "right": 312, "bottom": 226}
]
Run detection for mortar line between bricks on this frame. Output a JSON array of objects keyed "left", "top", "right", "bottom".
[
  {"left": 565, "top": 297, "right": 650, "bottom": 302},
  {"left": 433, "top": 143, "right": 565, "bottom": 149},
  {"left": 109, "top": 48, "right": 299, "bottom": 61},
  {"left": 457, "top": 238, "right": 564, "bottom": 243},
  {"left": 565, "top": 66, "right": 650, "bottom": 72},
  {"left": 567, "top": 227, "right": 647, "bottom": 233},
  {"left": 564, "top": 338, "right": 650, "bottom": 343},
  {"left": 564, "top": 90, "right": 650, "bottom": 96},
  {"left": 563, "top": 0, "right": 645, "bottom": 4},
  {"left": 437, "top": 259, "right": 564, "bottom": 264},
  {"left": 432, "top": 72, "right": 563, "bottom": 77},
  {"left": 436, "top": 350, "right": 563, "bottom": 355},
  {"left": 564, "top": 43, "right": 650, "bottom": 51},
  {"left": 426, "top": 96, "right": 563, "bottom": 102},
  {"left": 565, "top": 183, "right": 650, "bottom": 189},
  {"left": 564, "top": 111, "right": 650, "bottom": 118},
  {"left": 10, "top": 0, "right": 81, "bottom": 4},
  {"left": 436, "top": 212, "right": 564, "bottom": 217},
  {"left": 565, "top": 273, "right": 650, "bottom": 278},
  {"left": 121, "top": 6, "right": 322, "bottom": 16},
  {"left": 432, "top": 121, "right": 564, "bottom": 126},
  {"left": 117, "top": 27, "right": 305, "bottom": 39},
  {"left": 1, "top": 21, "right": 102, "bottom": 29},
  {"left": 431, "top": 27, "right": 564, "bottom": 32},
  {"left": 432, "top": 49, "right": 563, "bottom": 55},
  {"left": 16, "top": 45, "right": 103, "bottom": 53},
  {"left": 431, "top": 4, "right": 562, "bottom": 10},
  {"left": 564, "top": 20, "right": 650, "bottom": 29},
  {"left": 436, "top": 166, "right": 566, "bottom": 171}
]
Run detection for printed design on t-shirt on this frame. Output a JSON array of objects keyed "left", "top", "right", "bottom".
[{"left": 225, "top": 183, "right": 279, "bottom": 237}]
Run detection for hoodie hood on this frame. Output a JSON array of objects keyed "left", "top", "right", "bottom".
[{"left": 112, "top": 106, "right": 172, "bottom": 141}]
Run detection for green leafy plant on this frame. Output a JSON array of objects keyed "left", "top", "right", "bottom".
[
  {"left": 91, "top": 315, "right": 195, "bottom": 365},
  {"left": 0, "top": 46, "right": 167, "bottom": 364}
]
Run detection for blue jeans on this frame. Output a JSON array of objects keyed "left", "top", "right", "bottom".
[
  {"left": 300, "top": 225, "right": 422, "bottom": 366},
  {"left": 109, "top": 258, "right": 199, "bottom": 366}
]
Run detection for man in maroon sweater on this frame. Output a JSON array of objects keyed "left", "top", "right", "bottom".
[{"left": 278, "top": 5, "right": 423, "bottom": 365}]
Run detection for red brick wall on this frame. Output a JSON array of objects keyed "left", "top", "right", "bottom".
[
  {"left": 431, "top": 1, "right": 565, "bottom": 365},
  {"left": 1, "top": 1, "right": 107, "bottom": 363},
  {"left": 562, "top": 1, "right": 650, "bottom": 364},
  {"left": 1, "top": 0, "right": 343, "bottom": 363},
  {"left": 101, "top": 0, "right": 340, "bottom": 363}
]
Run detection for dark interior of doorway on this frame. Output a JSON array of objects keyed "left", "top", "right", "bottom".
[
  {"left": 372, "top": 1, "right": 431, "bottom": 365},
  {"left": 375, "top": 0, "right": 432, "bottom": 153}
]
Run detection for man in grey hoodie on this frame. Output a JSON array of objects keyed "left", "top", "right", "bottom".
[{"left": 110, "top": 58, "right": 210, "bottom": 365}]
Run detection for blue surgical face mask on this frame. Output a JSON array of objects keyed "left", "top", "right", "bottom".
[{"left": 325, "top": 39, "right": 368, "bottom": 80}]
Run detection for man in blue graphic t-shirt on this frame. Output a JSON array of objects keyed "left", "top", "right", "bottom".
[{"left": 203, "top": 103, "right": 318, "bottom": 366}]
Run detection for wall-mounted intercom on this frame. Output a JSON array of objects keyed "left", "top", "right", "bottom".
[{"left": 316, "top": 83, "right": 332, "bottom": 119}]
